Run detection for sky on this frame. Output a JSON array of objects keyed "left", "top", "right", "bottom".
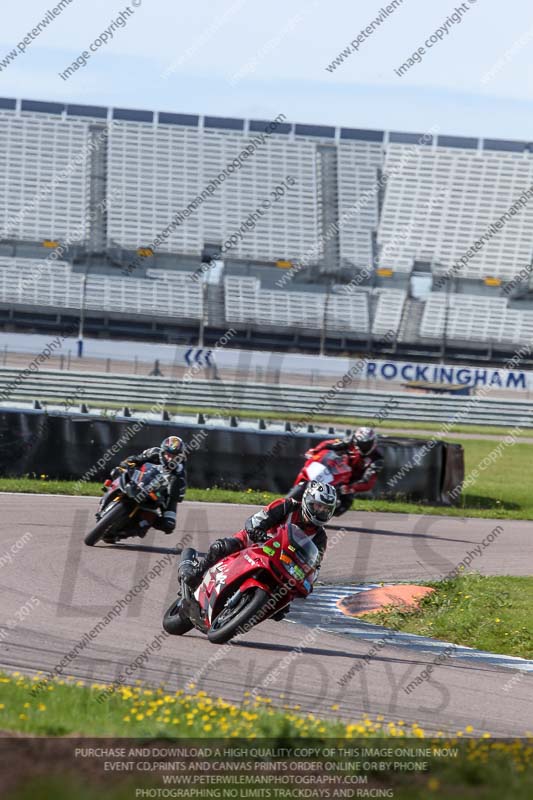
[{"left": 0, "top": 0, "right": 532, "bottom": 140}]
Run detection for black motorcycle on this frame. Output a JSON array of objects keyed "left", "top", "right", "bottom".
[{"left": 84, "top": 463, "right": 170, "bottom": 546}]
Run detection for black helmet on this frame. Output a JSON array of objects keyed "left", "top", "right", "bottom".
[
  {"left": 352, "top": 427, "right": 377, "bottom": 456},
  {"left": 302, "top": 481, "right": 337, "bottom": 526},
  {"left": 160, "top": 436, "right": 185, "bottom": 471}
]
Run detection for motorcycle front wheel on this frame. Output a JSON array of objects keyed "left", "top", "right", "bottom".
[
  {"left": 84, "top": 502, "right": 130, "bottom": 546},
  {"left": 207, "top": 588, "right": 270, "bottom": 644}
]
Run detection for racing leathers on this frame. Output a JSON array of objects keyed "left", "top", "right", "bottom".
[
  {"left": 184, "top": 497, "right": 327, "bottom": 617},
  {"left": 308, "top": 437, "right": 384, "bottom": 495},
  {"left": 289, "top": 437, "right": 384, "bottom": 513},
  {"left": 116, "top": 447, "right": 186, "bottom": 533}
]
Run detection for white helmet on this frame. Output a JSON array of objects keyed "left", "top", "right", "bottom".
[{"left": 302, "top": 481, "right": 337, "bottom": 526}]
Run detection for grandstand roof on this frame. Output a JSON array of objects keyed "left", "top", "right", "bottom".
[{"left": 2, "top": 97, "right": 532, "bottom": 152}]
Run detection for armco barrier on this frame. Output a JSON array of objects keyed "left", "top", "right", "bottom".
[
  {"left": 5, "top": 408, "right": 464, "bottom": 505},
  {"left": 0, "top": 367, "right": 532, "bottom": 427}
]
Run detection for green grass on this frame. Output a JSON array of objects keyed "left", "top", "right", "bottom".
[
  {"left": 0, "top": 477, "right": 278, "bottom": 506},
  {"left": 1, "top": 672, "right": 533, "bottom": 799},
  {"left": 363, "top": 575, "right": 533, "bottom": 659},
  {"left": 0, "top": 670, "right": 437, "bottom": 738},
  {"left": 458, "top": 439, "right": 533, "bottom": 518}
]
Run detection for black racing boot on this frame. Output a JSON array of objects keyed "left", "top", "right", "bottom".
[
  {"left": 179, "top": 556, "right": 206, "bottom": 590},
  {"left": 182, "top": 538, "right": 241, "bottom": 589}
]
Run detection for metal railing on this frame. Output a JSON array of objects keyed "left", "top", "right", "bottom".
[{"left": 1, "top": 367, "right": 533, "bottom": 427}]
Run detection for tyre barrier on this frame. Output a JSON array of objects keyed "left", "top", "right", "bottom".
[{"left": 3, "top": 407, "right": 463, "bottom": 505}]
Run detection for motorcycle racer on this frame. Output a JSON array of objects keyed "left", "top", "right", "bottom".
[
  {"left": 181, "top": 482, "right": 337, "bottom": 616},
  {"left": 289, "top": 427, "right": 384, "bottom": 514},
  {"left": 110, "top": 435, "right": 187, "bottom": 535}
]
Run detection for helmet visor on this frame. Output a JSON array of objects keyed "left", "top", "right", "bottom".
[
  {"left": 162, "top": 450, "right": 181, "bottom": 467},
  {"left": 357, "top": 439, "right": 375, "bottom": 455},
  {"left": 308, "top": 500, "right": 333, "bottom": 522}
]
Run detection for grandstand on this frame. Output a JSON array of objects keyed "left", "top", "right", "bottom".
[
  {"left": 378, "top": 137, "right": 533, "bottom": 281},
  {"left": 0, "top": 257, "right": 202, "bottom": 321},
  {"left": 1, "top": 96, "right": 533, "bottom": 360},
  {"left": 224, "top": 275, "right": 370, "bottom": 334}
]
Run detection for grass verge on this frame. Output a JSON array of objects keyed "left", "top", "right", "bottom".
[
  {"left": 0, "top": 670, "right": 423, "bottom": 738},
  {"left": 1, "top": 672, "right": 532, "bottom": 799},
  {"left": 0, "top": 477, "right": 278, "bottom": 506},
  {"left": 363, "top": 575, "right": 533, "bottom": 659}
]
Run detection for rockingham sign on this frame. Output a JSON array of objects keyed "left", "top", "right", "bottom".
[
  {"left": 362, "top": 359, "right": 528, "bottom": 390},
  {"left": 207, "top": 350, "right": 531, "bottom": 392}
]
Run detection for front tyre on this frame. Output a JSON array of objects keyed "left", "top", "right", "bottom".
[
  {"left": 207, "top": 588, "right": 270, "bottom": 645},
  {"left": 84, "top": 502, "right": 129, "bottom": 546},
  {"left": 163, "top": 599, "right": 194, "bottom": 636}
]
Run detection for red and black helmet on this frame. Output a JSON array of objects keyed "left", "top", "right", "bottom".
[{"left": 160, "top": 435, "right": 185, "bottom": 471}]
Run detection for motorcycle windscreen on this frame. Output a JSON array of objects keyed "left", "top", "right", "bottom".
[
  {"left": 138, "top": 464, "right": 168, "bottom": 494},
  {"left": 306, "top": 460, "right": 334, "bottom": 483},
  {"left": 287, "top": 524, "right": 320, "bottom": 570},
  {"left": 320, "top": 451, "right": 352, "bottom": 478}
]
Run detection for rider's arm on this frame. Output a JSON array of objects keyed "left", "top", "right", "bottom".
[
  {"left": 118, "top": 447, "right": 159, "bottom": 470},
  {"left": 244, "top": 497, "right": 296, "bottom": 538},
  {"left": 344, "top": 453, "right": 383, "bottom": 494},
  {"left": 112, "top": 455, "right": 139, "bottom": 476},
  {"left": 313, "top": 526, "right": 327, "bottom": 559},
  {"left": 305, "top": 438, "right": 343, "bottom": 458},
  {"left": 310, "top": 527, "right": 327, "bottom": 585},
  {"left": 344, "top": 470, "right": 378, "bottom": 494}
]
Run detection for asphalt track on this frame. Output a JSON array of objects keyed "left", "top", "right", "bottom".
[{"left": 1, "top": 494, "right": 532, "bottom": 736}]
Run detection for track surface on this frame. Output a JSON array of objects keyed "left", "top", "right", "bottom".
[{"left": 1, "top": 494, "right": 532, "bottom": 736}]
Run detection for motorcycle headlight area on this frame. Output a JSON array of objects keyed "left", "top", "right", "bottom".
[{"left": 279, "top": 557, "right": 305, "bottom": 582}]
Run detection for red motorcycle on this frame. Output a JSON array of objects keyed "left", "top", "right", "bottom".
[
  {"left": 163, "top": 523, "right": 319, "bottom": 644},
  {"left": 291, "top": 447, "right": 361, "bottom": 516}
]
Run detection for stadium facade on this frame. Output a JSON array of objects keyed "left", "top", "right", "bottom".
[{"left": 1, "top": 96, "right": 533, "bottom": 361}]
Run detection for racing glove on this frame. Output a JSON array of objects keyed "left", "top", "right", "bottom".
[
  {"left": 342, "top": 466, "right": 377, "bottom": 495},
  {"left": 111, "top": 461, "right": 134, "bottom": 479},
  {"left": 248, "top": 528, "right": 269, "bottom": 544}
]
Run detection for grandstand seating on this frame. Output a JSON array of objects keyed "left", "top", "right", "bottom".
[
  {"left": 420, "top": 293, "right": 533, "bottom": 345},
  {"left": 3, "top": 99, "right": 533, "bottom": 288},
  {"left": 107, "top": 119, "right": 321, "bottom": 265},
  {"left": 0, "top": 257, "right": 202, "bottom": 320},
  {"left": 0, "top": 112, "right": 89, "bottom": 242},
  {"left": 224, "top": 276, "right": 370, "bottom": 333},
  {"left": 337, "top": 141, "right": 382, "bottom": 269},
  {"left": 372, "top": 289, "right": 406, "bottom": 337},
  {"left": 378, "top": 142, "right": 533, "bottom": 282},
  {"left": 3, "top": 98, "right": 533, "bottom": 351}
]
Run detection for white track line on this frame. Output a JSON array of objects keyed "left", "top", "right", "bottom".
[{"left": 290, "top": 584, "right": 533, "bottom": 674}]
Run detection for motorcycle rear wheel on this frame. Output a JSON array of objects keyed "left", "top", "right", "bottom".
[
  {"left": 207, "top": 588, "right": 270, "bottom": 645},
  {"left": 84, "top": 502, "right": 130, "bottom": 546},
  {"left": 163, "top": 599, "right": 194, "bottom": 635}
]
